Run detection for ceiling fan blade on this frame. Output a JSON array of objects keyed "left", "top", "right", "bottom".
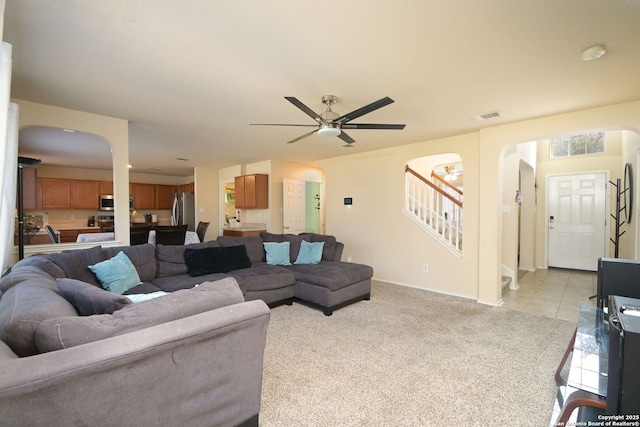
[
  {"left": 338, "top": 131, "right": 355, "bottom": 144},
  {"left": 285, "top": 97, "right": 327, "bottom": 125},
  {"left": 334, "top": 97, "right": 395, "bottom": 124},
  {"left": 286, "top": 129, "right": 318, "bottom": 144},
  {"left": 341, "top": 123, "right": 406, "bottom": 130},
  {"left": 250, "top": 123, "right": 318, "bottom": 127}
]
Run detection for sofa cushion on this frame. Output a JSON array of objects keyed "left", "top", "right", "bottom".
[
  {"left": 299, "top": 233, "right": 338, "bottom": 261},
  {"left": 103, "top": 244, "right": 157, "bottom": 282},
  {"left": 217, "top": 236, "right": 265, "bottom": 263},
  {"left": 227, "top": 263, "right": 295, "bottom": 294},
  {"left": 0, "top": 341, "right": 18, "bottom": 360},
  {"left": 183, "top": 245, "right": 252, "bottom": 276},
  {"left": 155, "top": 241, "right": 220, "bottom": 278},
  {"left": 50, "top": 245, "right": 106, "bottom": 287},
  {"left": 0, "top": 255, "right": 66, "bottom": 294},
  {"left": 0, "top": 279, "right": 78, "bottom": 356},
  {"left": 88, "top": 252, "right": 142, "bottom": 294},
  {"left": 57, "top": 278, "right": 132, "bottom": 315},
  {"left": 283, "top": 234, "right": 305, "bottom": 262},
  {"left": 284, "top": 261, "right": 374, "bottom": 291},
  {"left": 294, "top": 240, "right": 324, "bottom": 265},
  {"left": 151, "top": 272, "right": 231, "bottom": 292},
  {"left": 0, "top": 264, "right": 61, "bottom": 294},
  {"left": 35, "top": 277, "right": 245, "bottom": 352},
  {"left": 260, "top": 231, "right": 284, "bottom": 243},
  {"left": 263, "top": 242, "right": 291, "bottom": 266}
]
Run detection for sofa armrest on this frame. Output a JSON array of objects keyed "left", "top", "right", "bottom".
[
  {"left": 334, "top": 242, "right": 344, "bottom": 262},
  {"left": 0, "top": 300, "right": 270, "bottom": 427}
]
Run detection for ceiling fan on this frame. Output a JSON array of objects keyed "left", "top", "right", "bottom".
[
  {"left": 436, "top": 164, "right": 463, "bottom": 182},
  {"left": 251, "top": 95, "right": 405, "bottom": 146}
]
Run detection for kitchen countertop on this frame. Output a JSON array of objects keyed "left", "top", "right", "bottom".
[
  {"left": 224, "top": 223, "right": 266, "bottom": 232},
  {"left": 55, "top": 226, "right": 102, "bottom": 230}
]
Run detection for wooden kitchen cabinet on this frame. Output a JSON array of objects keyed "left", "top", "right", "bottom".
[
  {"left": 156, "top": 184, "right": 177, "bottom": 209},
  {"left": 100, "top": 181, "right": 113, "bottom": 195},
  {"left": 235, "top": 174, "right": 268, "bottom": 209},
  {"left": 40, "top": 178, "right": 72, "bottom": 209},
  {"left": 130, "top": 183, "right": 156, "bottom": 210},
  {"left": 59, "top": 228, "right": 100, "bottom": 243},
  {"left": 72, "top": 180, "right": 100, "bottom": 209},
  {"left": 178, "top": 182, "right": 194, "bottom": 194}
]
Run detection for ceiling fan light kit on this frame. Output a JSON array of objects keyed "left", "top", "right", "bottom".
[
  {"left": 252, "top": 94, "right": 405, "bottom": 145},
  {"left": 318, "top": 126, "right": 341, "bottom": 137}
]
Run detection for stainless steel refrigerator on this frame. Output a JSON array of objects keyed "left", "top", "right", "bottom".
[{"left": 171, "top": 192, "right": 195, "bottom": 231}]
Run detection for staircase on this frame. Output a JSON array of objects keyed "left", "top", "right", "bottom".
[{"left": 404, "top": 165, "right": 463, "bottom": 256}]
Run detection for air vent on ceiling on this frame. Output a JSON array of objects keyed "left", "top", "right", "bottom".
[
  {"left": 175, "top": 157, "right": 190, "bottom": 162},
  {"left": 471, "top": 111, "right": 501, "bottom": 121}
]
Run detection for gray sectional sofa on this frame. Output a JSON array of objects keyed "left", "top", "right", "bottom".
[{"left": 0, "top": 232, "right": 372, "bottom": 426}]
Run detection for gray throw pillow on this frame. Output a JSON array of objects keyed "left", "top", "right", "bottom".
[{"left": 57, "top": 278, "right": 132, "bottom": 315}]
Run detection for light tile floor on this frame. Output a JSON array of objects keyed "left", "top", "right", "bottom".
[{"left": 502, "top": 268, "right": 597, "bottom": 322}]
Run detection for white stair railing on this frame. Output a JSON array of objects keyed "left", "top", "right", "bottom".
[{"left": 404, "top": 165, "right": 463, "bottom": 254}]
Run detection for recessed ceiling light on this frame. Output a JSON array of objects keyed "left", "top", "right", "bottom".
[
  {"left": 581, "top": 44, "right": 607, "bottom": 61},
  {"left": 127, "top": 164, "right": 133, "bottom": 168},
  {"left": 175, "top": 157, "right": 190, "bottom": 162},
  {"left": 62, "top": 129, "right": 76, "bottom": 133}
]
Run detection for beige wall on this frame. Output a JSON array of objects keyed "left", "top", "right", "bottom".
[
  {"left": 620, "top": 131, "right": 640, "bottom": 259},
  {"left": 320, "top": 100, "right": 640, "bottom": 305},
  {"left": 319, "top": 132, "right": 481, "bottom": 300}
]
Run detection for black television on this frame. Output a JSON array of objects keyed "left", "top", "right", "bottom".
[{"left": 597, "top": 257, "right": 640, "bottom": 310}]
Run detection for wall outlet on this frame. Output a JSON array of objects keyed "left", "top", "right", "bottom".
[
  {"left": 71, "top": 214, "right": 76, "bottom": 220},
  {"left": 423, "top": 264, "right": 429, "bottom": 273},
  {"left": 347, "top": 254, "right": 352, "bottom": 262}
]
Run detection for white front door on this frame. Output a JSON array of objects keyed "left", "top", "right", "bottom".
[
  {"left": 548, "top": 173, "right": 606, "bottom": 271},
  {"left": 283, "top": 178, "right": 305, "bottom": 234}
]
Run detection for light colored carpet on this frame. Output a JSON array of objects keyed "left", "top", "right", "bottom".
[{"left": 260, "top": 280, "right": 575, "bottom": 427}]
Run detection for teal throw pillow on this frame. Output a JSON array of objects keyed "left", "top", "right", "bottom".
[
  {"left": 295, "top": 240, "right": 325, "bottom": 265},
  {"left": 88, "top": 251, "right": 142, "bottom": 294},
  {"left": 263, "top": 242, "right": 291, "bottom": 265}
]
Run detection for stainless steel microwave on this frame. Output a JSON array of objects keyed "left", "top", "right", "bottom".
[{"left": 99, "top": 195, "right": 134, "bottom": 211}]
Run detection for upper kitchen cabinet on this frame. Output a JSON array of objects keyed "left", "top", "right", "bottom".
[
  {"left": 156, "top": 184, "right": 177, "bottom": 209},
  {"left": 40, "top": 178, "right": 102, "bottom": 209},
  {"left": 100, "top": 181, "right": 113, "bottom": 195},
  {"left": 72, "top": 180, "right": 100, "bottom": 209},
  {"left": 235, "top": 174, "right": 268, "bottom": 209},
  {"left": 178, "top": 182, "right": 194, "bottom": 194},
  {"left": 40, "top": 178, "right": 72, "bottom": 209},
  {"left": 130, "top": 183, "right": 156, "bottom": 210}
]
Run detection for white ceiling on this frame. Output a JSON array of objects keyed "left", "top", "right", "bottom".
[{"left": 5, "top": 1, "right": 640, "bottom": 177}]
